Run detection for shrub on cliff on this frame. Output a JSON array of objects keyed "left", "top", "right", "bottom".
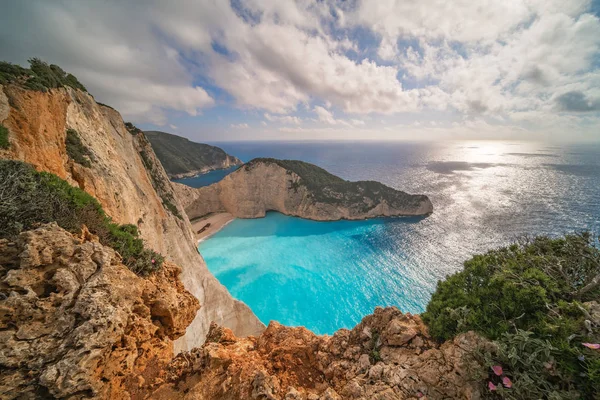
[
  {"left": 125, "top": 122, "right": 143, "bottom": 135},
  {"left": 423, "top": 234, "right": 600, "bottom": 398},
  {"left": 0, "top": 58, "right": 87, "bottom": 92},
  {"left": 66, "top": 128, "right": 94, "bottom": 167},
  {"left": 0, "top": 124, "right": 8, "bottom": 149},
  {"left": 0, "top": 160, "right": 163, "bottom": 276}
]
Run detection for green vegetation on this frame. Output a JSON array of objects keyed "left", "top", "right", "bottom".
[
  {"left": 0, "top": 160, "right": 163, "bottom": 276},
  {"left": 0, "top": 124, "right": 8, "bottom": 149},
  {"left": 422, "top": 234, "right": 600, "bottom": 399},
  {"left": 369, "top": 331, "right": 382, "bottom": 362},
  {"left": 0, "top": 58, "right": 87, "bottom": 92},
  {"left": 245, "top": 158, "right": 428, "bottom": 212},
  {"left": 145, "top": 130, "right": 241, "bottom": 177},
  {"left": 65, "top": 128, "right": 94, "bottom": 167},
  {"left": 125, "top": 122, "right": 143, "bottom": 135}
]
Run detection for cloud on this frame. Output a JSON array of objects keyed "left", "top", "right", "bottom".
[
  {"left": 0, "top": 1, "right": 214, "bottom": 124},
  {"left": 0, "top": 0, "right": 598, "bottom": 140},
  {"left": 264, "top": 113, "right": 302, "bottom": 125},
  {"left": 555, "top": 91, "right": 600, "bottom": 112},
  {"left": 169, "top": 124, "right": 178, "bottom": 130},
  {"left": 314, "top": 106, "right": 352, "bottom": 127},
  {"left": 230, "top": 123, "right": 249, "bottom": 129}
]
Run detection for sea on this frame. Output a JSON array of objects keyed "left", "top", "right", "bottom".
[{"left": 175, "top": 140, "right": 600, "bottom": 335}]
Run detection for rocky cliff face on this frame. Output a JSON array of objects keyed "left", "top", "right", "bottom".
[
  {"left": 0, "top": 224, "right": 198, "bottom": 399},
  {"left": 175, "top": 159, "right": 433, "bottom": 221},
  {"left": 0, "top": 84, "right": 264, "bottom": 351},
  {"left": 141, "top": 307, "right": 486, "bottom": 400}
]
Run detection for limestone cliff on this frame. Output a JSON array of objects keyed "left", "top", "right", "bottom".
[
  {"left": 0, "top": 83, "right": 264, "bottom": 351},
  {"left": 145, "top": 130, "right": 242, "bottom": 179},
  {"left": 0, "top": 224, "right": 198, "bottom": 399},
  {"left": 141, "top": 307, "right": 487, "bottom": 399},
  {"left": 176, "top": 158, "right": 433, "bottom": 221}
]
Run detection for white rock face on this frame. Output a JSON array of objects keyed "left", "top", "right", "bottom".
[
  {"left": 0, "top": 85, "right": 264, "bottom": 352},
  {"left": 176, "top": 161, "right": 433, "bottom": 221}
]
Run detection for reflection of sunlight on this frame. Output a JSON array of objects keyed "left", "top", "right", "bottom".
[{"left": 460, "top": 140, "right": 523, "bottom": 163}]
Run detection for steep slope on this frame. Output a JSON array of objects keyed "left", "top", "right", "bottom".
[
  {"left": 176, "top": 158, "right": 433, "bottom": 221},
  {"left": 0, "top": 82, "right": 264, "bottom": 352},
  {"left": 145, "top": 130, "right": 242, "bottom": 178}
]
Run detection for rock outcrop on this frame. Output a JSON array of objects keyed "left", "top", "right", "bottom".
[
  {"left": 0, "top": 83, "right": 265, "bottom": 351},
  {"left": 142, "top": 307, "right": 486, "bottom": 399},
  {"left": 145, "top": 130, "right": 242, "bottom": 179},
  {"left": 176, "top": 158, "right": 433, "bottom": 221},
  {"left": 0, "top": 223, "right": 199, "bottom": 399}
]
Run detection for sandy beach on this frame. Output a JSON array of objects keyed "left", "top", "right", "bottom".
[{"left": 190, "top": 212, "right": 235, "bottom": 243}]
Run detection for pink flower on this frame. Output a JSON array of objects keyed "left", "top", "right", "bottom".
[
  {"left": 151, "top": 259, "right": 155, "bottom": 264},
  {"left": 491, "top": 365, "right": 503, "bottom": 376},
  {"left": 582, "top": 343, "right": 600, "bottom": 350},
  {"left": 502, "top": 376, "right": 512, "bottom": 388},
  {"left": 488, "top": 382, "right": 497, "bottom": 391}
]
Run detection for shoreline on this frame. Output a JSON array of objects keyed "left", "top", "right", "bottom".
[{"left": 191, "top": 212, "right": 235, "bottom": 244}]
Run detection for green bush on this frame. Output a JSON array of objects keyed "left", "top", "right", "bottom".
[
  {"left": 0, "top": 124, "right": 8, "bottom": 149},
  {"left": 0, "top": 160, "right": 163, "bottom": 276},
  {"left": 423, "top": 234, "right": 600, "bottom": 398},
  {"left": 125, "top": 122, "right": 143, "bottom": 135},
  {"left": 0, "top": 58, "right": 87, "bottom": 92},
  {"left": 65, "top": 128, "right": 94, "bottom": 167}
]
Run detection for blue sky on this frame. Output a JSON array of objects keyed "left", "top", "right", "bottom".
[{"left": 1, "top": 0, "right": 599, "bottom": 142}]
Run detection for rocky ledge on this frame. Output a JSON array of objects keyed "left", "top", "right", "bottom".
[
  {"left": 0, "top": 224, "right": 199, "bottom": 399},
  {"left": 141, "top": 307, "right": 486, "bottom": 399},
  {"left": 175, "top": 158, "right": 433, "bottom": 221}
]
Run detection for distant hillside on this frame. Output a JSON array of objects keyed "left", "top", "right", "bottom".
[{"left": 145, "top": 131, "right": 242, "bottom": 178}]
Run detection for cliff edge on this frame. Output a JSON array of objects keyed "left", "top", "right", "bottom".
[
  {"left": 176, "top": 158, "right": 433, "bottom": 221},
  {"left": 0, "top": 80, "right": 264, "bottom": 351}
]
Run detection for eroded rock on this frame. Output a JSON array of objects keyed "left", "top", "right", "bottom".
[
  {"left": 0, "top": 224, "right": 199, "bottom": 399},
  {"left": 144, "top": 307, "right": 486, "bottom": 399}
]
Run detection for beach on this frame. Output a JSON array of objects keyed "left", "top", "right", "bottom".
[{"left": 191, "top": 212, "right": 235, "bottom": 243}]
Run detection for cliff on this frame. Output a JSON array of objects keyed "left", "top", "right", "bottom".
[
  {"left": 145, "top": 130, "right": 242, "bottom": 179},
  {"left": 0, "top": 223, "right": 199, "bottom": 399},
  {"left": 141, "top": 307, "right": 486, "bottom": 399},
  {"left": 175, "top": 158, "right": 433, "bottom": 221},
  {"left": 0, "top": 82, "right": 264, "bottom": 351}
]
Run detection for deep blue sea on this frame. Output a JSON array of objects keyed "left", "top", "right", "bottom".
[{"left": 181, "top": 141, "right": 600, "bottom": 335}]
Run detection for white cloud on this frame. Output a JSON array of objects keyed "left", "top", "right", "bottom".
[
  {"left": 264, "top": 113, "right": 302, "bottom": 125},
  {"left": 314, "top": 106, "right": 352, "bottom": 127},
  {"left": 0, "top": 1, "right": 215, "bottom": 124},
  {"left": 230, "top": 123, "right": 250, "bottom": 129},
  {"left": 0, "top": 0, "right": 598, "bottom": 140}
]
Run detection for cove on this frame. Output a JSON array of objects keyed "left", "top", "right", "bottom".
[{"left": 199, "top": 211, "right": 433, "bottom": 334}]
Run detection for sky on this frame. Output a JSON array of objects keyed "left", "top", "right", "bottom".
[{"left": 1, "top": 0, "right": 599, "bottom": 142}]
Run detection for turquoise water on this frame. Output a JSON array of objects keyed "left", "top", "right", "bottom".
[
  {"left": 173, "top": 166, "right": 239, "bottom": 187},
  {"left": 197, "top": 141, "right": 600, "bottom": 334},
  {"left": 199, "top": 212, "right": 432, "bottom": 334}
]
